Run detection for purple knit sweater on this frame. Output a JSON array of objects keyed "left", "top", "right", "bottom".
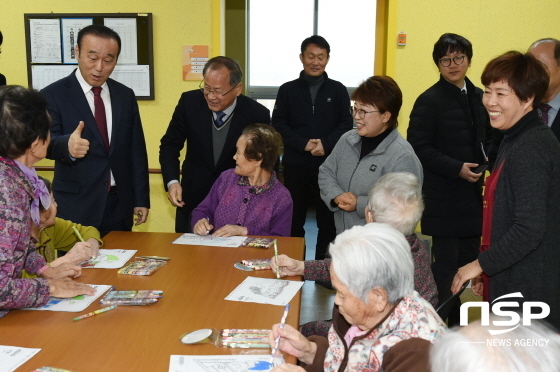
[{"left": 191, "top": 169, "right": 293, "bottom": 237}]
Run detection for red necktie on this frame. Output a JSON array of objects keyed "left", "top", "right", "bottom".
[{"left": 92, "top": 87, "right": 110, "bottom": 150}]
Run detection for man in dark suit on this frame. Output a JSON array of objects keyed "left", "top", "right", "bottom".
[
  {"left": 160, "top": 56, "right": 270, "bottom": 233},
  {"left": 528, "top": 38, "right": 560, "bottom": 141},
  {"left": 42, "top": 25, "right": 150, "bottom": 236}
]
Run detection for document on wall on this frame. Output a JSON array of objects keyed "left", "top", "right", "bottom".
[
  {"left": 111, "top": 65, "right": 151, "bottom": 96},
  {"left": 0, "top": 345, "right": 41, "bottom": 372},
  {"left": 104, "top": 18, "right": 138, "bottom": 64},
  {"left": 61, "top": 18, "right": 93, "bottom": 63},
  {"left": 30, "top": 19, "right": 62, "bottom": 63},
  {"left": 23, "top": 285, "right": 112, "bottom": 312},
  {"left": 225, "top": 276, "right": 304, "bottom": 306},
  {"left": 172, "top": 233, "right": 247, "bottom": 248}
]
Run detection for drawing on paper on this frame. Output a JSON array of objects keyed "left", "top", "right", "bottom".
[
  {"left": 194, "top": 358, "right": 271, "bottom": 371},
  {"left": 249, "top": 280, "right": 289, "bottom": 299}
]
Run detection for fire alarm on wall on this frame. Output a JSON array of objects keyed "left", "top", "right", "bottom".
[{"left": 398, "top": 32, "right": 406, "bottom": 46}]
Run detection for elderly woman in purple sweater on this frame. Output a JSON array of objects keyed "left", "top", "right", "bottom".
[{"left": 192, "top": 124, "right": 293, "bottom": 237}]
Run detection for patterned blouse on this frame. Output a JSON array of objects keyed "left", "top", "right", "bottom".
[{"left": 0, "top": 158, "right": 50, "bottom": 317}]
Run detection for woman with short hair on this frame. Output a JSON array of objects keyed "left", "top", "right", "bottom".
[
  {"left": 453, "top": 51, "right": 560, "bottom": 330},
  {"left": 0, "top": 86, "right": 94, "bottom": 318},
  {"left": 270, "top": 223, "right": 446, "bottom": 372},
  {"left": 192, "top": 124, "right": 293, "bottom": 237},
  {"left": 319, "top": 76, "right": 423, "bottom": 234}
]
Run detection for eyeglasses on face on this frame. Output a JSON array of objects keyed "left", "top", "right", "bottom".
[
  {"left": 350, "top": 106, "right": 379, "bottom": 119},
  {"left": 439, "top": 54, "right": 466, "bottom": 67},
  {"left": 199, "top": 80, "right": 238, "bottom": 97}
]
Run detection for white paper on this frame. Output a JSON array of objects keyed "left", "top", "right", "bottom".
[
  {"left": 225, "top": 277, "right": 304, "bottom": 306},
  {"left": 30, "top": 19, "right": 62, "bottom": 63},
  {"left": 172, "top": 233, "right": 247, "bottom": 248},
  {"left": 61, "top": 18, "right": 93, "bottom": 64},
  {"left": 0, "top": 345, "right": 41, "bottom": 372},
  {"left": 81, "top": 249, "right": 136, "bottom": 269},
  {"left": 31, "top": 65, "right": 77, "bottom": 91},
  {"left": 111, "top": 65, "right": 151, "bottom": 96},
  {"left": 169, "top": 355, "right": 274, "bottom": 372},
  {"left": 23, "top": 284, "right": 112, "bottom": 312},
  {"left": 104, "top": 18, "right": 138, "bottom": 64}
]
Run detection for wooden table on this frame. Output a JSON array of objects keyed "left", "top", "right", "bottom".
[{"left": 0, "top": 232, "right": 304, "bottom": 372}]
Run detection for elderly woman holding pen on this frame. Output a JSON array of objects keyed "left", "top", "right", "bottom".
[
  {"left": 192, "top": 124, "right": 293, "bottom": 237},
  {"left": 269, "top": 223, "right": 446, "bottom": 372},
  {"left": 0, "top": 86, "right": 94, "bottom": 318}
]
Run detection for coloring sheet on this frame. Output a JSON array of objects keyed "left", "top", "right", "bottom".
[
  {"left": 23, "top": 284, "right": 112, "bottom": 312},
  {"left": 81, "top": 249, "right": 137, "bottom": 269},
  {"left": 169, "top": 355, "right": 275, "bottom": 372},
  {"left": 172, "top": 233, "right": 247, "bottom": 248},
  {"left": 0, "top": 345, "right": 41, "bottom": 372},
  {"left": 225, "top": 277, "right": 304, "bottom": 306}
]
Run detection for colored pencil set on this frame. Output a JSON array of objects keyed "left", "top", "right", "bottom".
[
  {"left": 100, "top": 289, "right": 163, "bottom": 305},
  {"left": 118, "top": 259, "right": 167, "bottom": 275},
  {"left": 219, "top": 329, "right": 270, "bottom": 348}
]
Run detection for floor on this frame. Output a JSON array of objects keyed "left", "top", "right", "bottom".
[{"left": 298, "top": 207, "right": 482, "bottom": 327}]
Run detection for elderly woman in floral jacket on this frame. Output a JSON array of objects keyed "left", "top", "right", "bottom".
[{"left": 270, "top": 223, "right": 446, "bottom": 372}]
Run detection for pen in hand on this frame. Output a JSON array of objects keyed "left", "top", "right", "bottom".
[
  {"left": 274, "top": 239, "right": 280, "bottom": 279},
  {"left": 270, "top": 304, "right": 290, "bottom": 364}
]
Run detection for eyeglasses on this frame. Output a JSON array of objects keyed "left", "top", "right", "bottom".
[
  {"left": 199, "top": 81, "right": 239, "bottom": 97},
  {"left": 351, "top": 106, "right": 379, "bottom": 119},
  {"left": 439, "top": 54, "right": 466, "bottom": 67}
]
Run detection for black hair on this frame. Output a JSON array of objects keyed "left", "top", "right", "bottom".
[
  {"left": 432, "top": 33, "right": 473, "bottom": 66},
  {"left": 203, "top": 56, "right": 243, "bottom": 87},
  {"left": 77, "top": 24, "right": 121, "bottom": 57},
  {"left": 301, "top": 35, "right": 330, "bottom": 56}
]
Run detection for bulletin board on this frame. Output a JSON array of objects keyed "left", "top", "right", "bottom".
[{"left": 24, "top": 13, "right": 154, "bottom": 100}]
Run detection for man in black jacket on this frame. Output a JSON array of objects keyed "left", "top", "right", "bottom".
[
  {"left": 272, "top": 36, "right": 352, "bottom": 260},
  {"left": 407, "top": 33, "right": 491, "bottom": 325},
  {"left": 160, "top": 56, "right": 270, "bottom": 233}
]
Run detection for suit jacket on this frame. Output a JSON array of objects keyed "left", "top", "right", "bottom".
[
  {"left": 42, "top": 71, "right": 150, "bottom": 230},
  {"left": 550, "top": 108, "right": 560, "bottom": 142},
  {"left": 159, "top": 90, "right": 270, "bottom": 225}
]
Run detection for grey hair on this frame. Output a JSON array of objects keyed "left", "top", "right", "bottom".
[
  {"left": 430, "top": 318, "right": 560, "bottom": 372},
  {"left": 366, "top": 172, "right": 423, "bottom": 236},
  {"left": 329, "top": 223, "right": 414, "bottom": 304}
]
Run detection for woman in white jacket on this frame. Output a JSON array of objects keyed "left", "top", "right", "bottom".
[{"left": 319, "top": 76, "right": 423, "bottom": 234}]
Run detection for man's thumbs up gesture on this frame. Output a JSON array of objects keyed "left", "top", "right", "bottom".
[{"left": 68, "top": 121, "right": 90, "bottom": 158}]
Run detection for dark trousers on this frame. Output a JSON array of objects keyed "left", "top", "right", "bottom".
[
  {"left": 98, "top": 190, "right": 130, "bottom": 237},
  {"left": 175, "top": 205, "right": 194, "bottom": 233},
  {"left": 431, "top": 236, "right": 480, "bottom": 325},
  {"left": 283, "top": 165, "right": 336, "bottom": 260}
]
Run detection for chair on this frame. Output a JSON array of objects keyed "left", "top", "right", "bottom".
[{"left": 436, "top": 279, "right": 470, "bottom": 319}]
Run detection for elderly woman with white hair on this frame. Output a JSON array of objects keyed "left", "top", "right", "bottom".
[
  {"left": 269, "top": 223, "right": 446, "bottom": 372},
  {"left": 271, "top": 172, "right": 438, "bottom": 337}
]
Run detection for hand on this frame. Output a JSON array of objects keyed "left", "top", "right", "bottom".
[
  {"left": 271, "top": 365, "right": 306, "bottom": 372},
  {"left": 334, "top": 192, "right": 358, "bottom": 212},
  {"left": 471, "top": 275, "right": 484, "bottom": 296},
  {"left": 304, "top": 140, "right": 317, "bottom": 152},
  {"left": 41, "top": 263, "right": 82, "bottom": 279},
  {"left": 134, "top": 207, "right": 149, "bottom": 225},
  {"left": 47, "top": 278, "right": 95, "bottom": 297},
  {"left": 452, "top": 259, "right": 483, "bottom": 294},
  {"left": 310, "top": 139, "right": 325, "bottom": 157},
  {"left": 167, "top": 183, "right": 185, "bottom": 207},
  {"left": 193, "top": 218, "right": 214, "bottom": 235},
  {"left": 271, "top": 254, "right": 304, "bottom": 277},
  {"left": 58, "top": 241, "right": 95, "bottom": 265},
  {"left": 459, "top": 162, "right": 483, "bottom": 183},
  {"left": 269, "top": 323, "right": 317, "bottom": 365},
  {"left": 68, "top": 121, "right": 90, "bottom": 158},
  {"left": 86, "top": 238, "right": 100, "bottom": 258},
  {"left": 212, "top": 224, "right": 247, "bottom": 237}
]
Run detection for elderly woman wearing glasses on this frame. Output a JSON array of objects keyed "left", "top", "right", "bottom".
[
  {"left": 407, "top": 33, "right": 492, "bottom": 325},
  {"left": 318, "top": 76, "right": 423, "bottom": 234}
]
